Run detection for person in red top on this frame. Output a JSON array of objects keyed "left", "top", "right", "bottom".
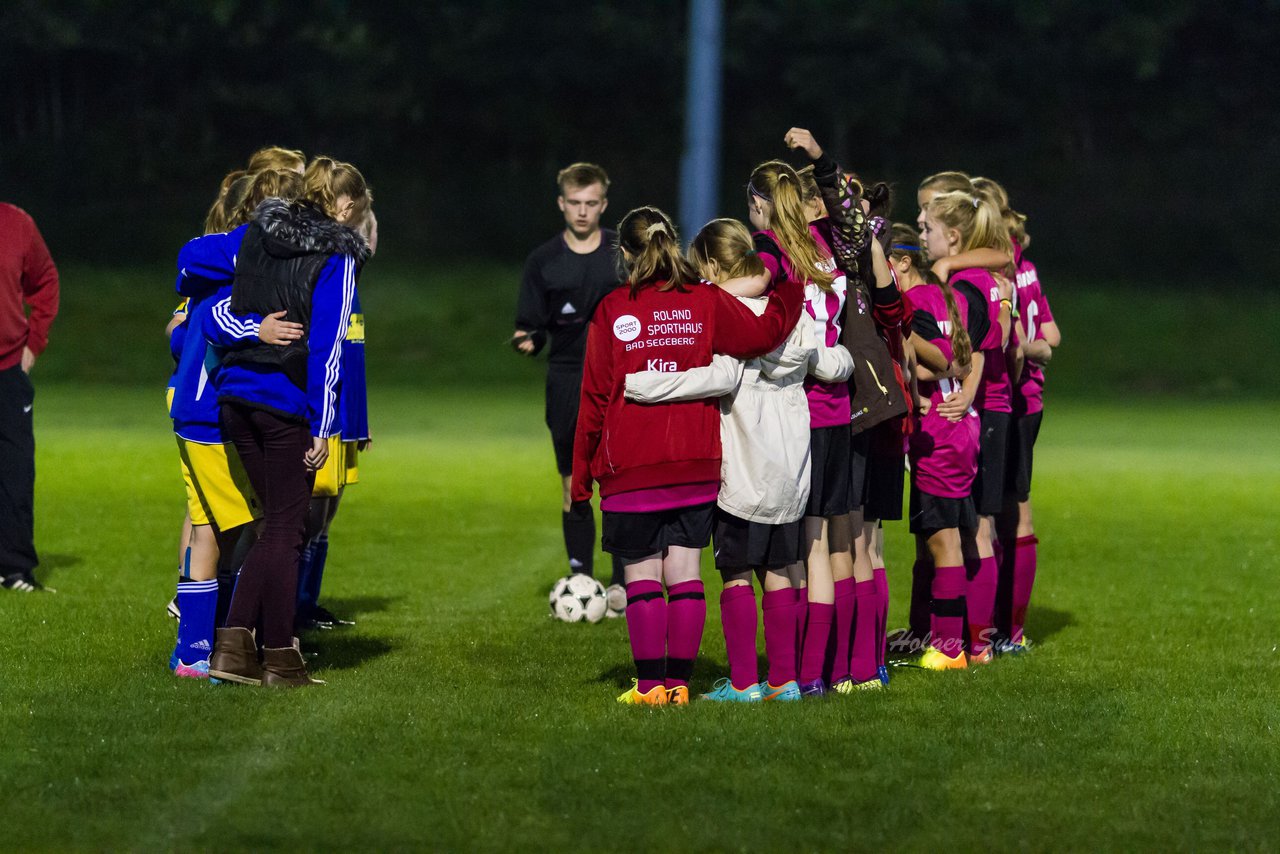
[
  {"left": 573, "top": 206, "right": 803, "bottom": 705},
  {"left": 0, "top": 203, "right": 60, "bottom": 592}
]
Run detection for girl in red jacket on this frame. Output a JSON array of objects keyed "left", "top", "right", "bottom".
[{"left": 572, "top": 206, "right": 803, "bottom": 706}]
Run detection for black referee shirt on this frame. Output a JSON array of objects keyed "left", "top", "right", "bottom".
[{"left": 515, "top": 229, "right": 621, "bottom": 367}]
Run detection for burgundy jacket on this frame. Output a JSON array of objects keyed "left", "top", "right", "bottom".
[{"left": 0, "top": 204, "right": 59, "bottom": 371}]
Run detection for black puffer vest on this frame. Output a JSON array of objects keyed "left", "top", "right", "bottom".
[{"left": 224, "top": 199, "right": 369, "bottom": 390}]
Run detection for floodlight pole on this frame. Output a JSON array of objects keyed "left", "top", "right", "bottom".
[{"left": 678, "top": 0, "right": 723, "bottom": 244}]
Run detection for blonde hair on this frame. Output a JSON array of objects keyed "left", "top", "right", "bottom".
[
  {"left": 227, "top": 169, "right": 304, "bottom": 229},
  {"left": 919, "top": 170, "right": 974, "bottom": 197},
  {"left": 302, "top": 157, "right": 372, "bottom": 223},
  {"left": 248, "top": 146, "right": 306, "bottom": 174},
  {"left": 203, "top": 169, "right": 246, "bottom": 234},
  {"left": 748, "top": 160, "right": 834, "bottom": 291},
  {"left": 972, "top": 175, "right": 1029, "bottom": 246},
  {"left": 926, "top": 189, "right": 1012, "bottom": 259},
  {"left": 688, "top": 219, "right": 765, "bottom": 283},
  {"left": 557, "top": 162, "right": 610, "bottom": 195},
  {"left": 616, "top": 207, "right": 699, "bottom": 296}
]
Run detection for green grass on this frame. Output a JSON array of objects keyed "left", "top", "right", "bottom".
[
  {"left": 4, "top": 387, "right": 1278, "bottom": 850},
  {"left": 2, "top": 266, "right": 1278, "bottom": 849}
]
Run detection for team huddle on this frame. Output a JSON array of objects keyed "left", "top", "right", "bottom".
[
  {"left": 165, "top": 146, "right": 375, "bottom": 688},
  {"left": 519, "top": 128, "right": 1060, "bottom": 705}
]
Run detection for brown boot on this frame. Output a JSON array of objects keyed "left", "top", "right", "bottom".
[
  {"left": 209, "top": 626, "right": 263, "bottom": 685},
  {"left": 261, "top": 645, "right": 324, "bottom": 688}
]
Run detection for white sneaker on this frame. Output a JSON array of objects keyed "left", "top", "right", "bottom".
[{"left": 605, "top": 583, "right": 626, "bottom": 618}]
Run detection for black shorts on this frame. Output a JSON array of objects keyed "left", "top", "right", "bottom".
[
  {"left": 602, "top": 501, "right": 715, "bottom": 561},
  {"left": 909, "top": 484, "right": 978, "bottom": 535},
  {"left": 863, "top": 417, "right": 906, "bottom": 522},
  {"left": 545, "top": 367, "right": 581, "bottom": 476},
  {"left": 971, "top": 410, "right": 1011, "bottom": 517},
  {"left": 1005, "top": 410, "right": 1044, "bottom": 503},
  {"left": 806, "top": 424, "right": 853, "bottom": 518},
  {"left": 848, "top": 428, "right": 870, "bottom": 512},
  {"left": 712, "top": 510, "right": 803, "bottom": 572}
]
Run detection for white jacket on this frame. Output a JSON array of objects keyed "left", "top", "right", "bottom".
[{"left": 624, "top": 294, "right": 854, "bottom": 524}]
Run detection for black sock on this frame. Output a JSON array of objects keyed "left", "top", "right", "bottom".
[{"left": 562, "top": 500, "right": 595, "bottom": 577}]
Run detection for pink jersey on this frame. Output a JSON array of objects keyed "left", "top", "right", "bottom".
[
  {"left": 905, "top": 283, "right": 986, "bottom": 499},
  {"left": 756, "top": 224, "right": 850, "bottom": 429},
  {"left": 1012, "top": 246, "right": 1054, "bottom": 415},
  {"left": 951, "top": 267, "right": 1013, "bottom": 414}
]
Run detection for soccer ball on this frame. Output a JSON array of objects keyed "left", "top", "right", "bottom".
[{"left": 549, "top": 574, "right": 608, "bottom": 624}]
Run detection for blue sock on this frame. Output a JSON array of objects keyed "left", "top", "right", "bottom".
[
  {"left": 173, "top": 579, "right": 218, "bottom": 666},
  {"left": 296, "top": 543, "right": 317, "bottom": 612},
  {"left": 307, "top": 537, "right": 330, "bottom": 608}
]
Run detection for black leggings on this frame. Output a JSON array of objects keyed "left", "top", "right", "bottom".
[{"left": 220, "top": 403, "right": 312, "bottom": 648}]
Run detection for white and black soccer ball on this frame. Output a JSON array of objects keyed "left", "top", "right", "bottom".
[{"left": 549, "top": 574, "right": 608, "bottom": 624}]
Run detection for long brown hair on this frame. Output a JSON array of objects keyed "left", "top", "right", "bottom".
[
  {"left": 748, "top": 160, "right": 834, "bottom": 291},
  {"left": 616, "top": 207, "right": 699, "bottom": 296}
]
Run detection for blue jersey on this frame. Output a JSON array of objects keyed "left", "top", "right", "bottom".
[
  {"left": 338, "top": 287, "right": 368, "bottom": 441},
  {"left": 180, "top": 226, "right": 355, "bottom": 438},
  {"left": 170, "top": 286, "right": 263, "bottom": 443}
]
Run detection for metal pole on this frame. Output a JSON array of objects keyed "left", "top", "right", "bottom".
[{"left": 678, "top": 0, "right": 723, "bottom": 244}]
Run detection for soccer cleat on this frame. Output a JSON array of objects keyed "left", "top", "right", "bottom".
[
  {"left": 174, "top": 659, "right": 223, "bottom": 684},
  {"left": 877, "top": 665, "right": 891, "bottom": 686},
  {"left": 166, "top": 597, "right": 181, "bottom": 620},
  {"left": 617, "top": 679, "right": 667, "bottom": 706},
  {"left": 604, "top": 584, "right": 626, "bottom": 618},
  {"left": 832, "top": 677, "right": 884, "bottom": 694},
  {"left": 665, "top": 685, "right": 690, "bottom": 706},
  {"left": 700, "top": 678, "right": 763, "bottom": 703},
  {"left": 2, "top": 572, "right": 52, "bottom": 593},
  {"left": 299, "top": 603, "right": 354, "bottom": 629},
  {"left": 759, "top": 680, "right": 802, "bottom": 702},
  {"left": 918, "top": 646, "right": 968, "bottom": 671},
  {"left": 799, "top": 678, "right": 827, "bottom": 698},
  {"left": 968, "top": 647, "right": 995, "bottom": 665},
  {"left": 995, "top": 636, "right": 1032, "bottom": 656}
]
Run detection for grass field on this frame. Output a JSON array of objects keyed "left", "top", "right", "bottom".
[{"left": 2, "top": 264, "right": 1278, "bottom": 849}]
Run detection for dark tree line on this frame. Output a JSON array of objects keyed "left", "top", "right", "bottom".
[{"left": 1, "top": 0, "right": 1276, "bottom": 280}]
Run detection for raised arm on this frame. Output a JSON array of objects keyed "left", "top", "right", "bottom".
[
  {"left": 785, "top": 127, "right": 868, "bottom": 275},
  {"left": 625, "top": 354, "right": 743, "bottom": 404}
]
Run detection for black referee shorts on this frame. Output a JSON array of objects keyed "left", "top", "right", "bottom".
[{"left": 545, "top": 366, "right": 581, "bottom": 476}]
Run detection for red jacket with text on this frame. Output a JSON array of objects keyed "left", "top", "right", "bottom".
[{"left": 572, "top": 275, "right": 803, "bottom": 502}]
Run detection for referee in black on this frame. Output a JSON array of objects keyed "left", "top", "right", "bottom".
[{"left": 512, "top": 163, "right": 626, "bottom": 615}]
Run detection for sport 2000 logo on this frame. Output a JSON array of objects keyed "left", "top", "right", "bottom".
[{"left": 613, "top": 315, "right": 641, "bottom": 342}]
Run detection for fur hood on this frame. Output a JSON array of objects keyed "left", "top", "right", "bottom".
[{"left": 253, "top": 197, "right": 370, "bottom": 264}]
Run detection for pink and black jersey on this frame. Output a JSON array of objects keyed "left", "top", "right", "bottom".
[
  {"left": 905, "top": 283, "right": 990, "bottom": 499},
  {"left": 1012, "top": 245, "right": 1054, "bottom": 415},
  {"left": 754, "top": 224, "right": 850, "bottom": 428},
  {"left": 951, "top": 267, "right": 1013, "bottom": 414}
]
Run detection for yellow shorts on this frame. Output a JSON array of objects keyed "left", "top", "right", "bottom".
[
  {"left": 312, "top": 436, "right": 347, "bottom": 497},
  {"left": 177, "top": 438, "right": 261, "bottom": 529},
  {"left": 344, "top": 441, "right": 360, "bottom": 485},
  {"left": 166, "top": 386, "right": 175, "bottom": 415}
]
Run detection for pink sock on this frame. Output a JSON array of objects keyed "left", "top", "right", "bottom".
[
  {"left": 872, "top": 567, "right": 889, "bottom": 669},
  {"left": 1012, "top": 535, "right": 1039, "bottom": 643},
  {"left": 910, "top": 558, "right": 933, "bottom": 642},
  {"left": 967, "top": 556, "right": 998, "bottom": 654},
  {"left": 930, "top": 565, "right": 966, "bottom": 658},
  {"left": 830, "top": 579, "right": 855, "bottom": 683},
  {"left": 799, "top": 602, "right": 834, "bottom": 684},
  {"left": 664, "top": 580, "right": 706, "bottom": 689},
  {"left": 850, "top": 580, "right": 878, "bottom": 682},
  {"left": 719, "top": 585, "right": 759, "bottom": 690},
  {"left": 761, "top": 588, "right": 797, "bottom": 686},
  {"left": 625, "top": 580, "right": 666, "bottom": 693},
  {"left": 794, "top": 587, "right": 809, "bottom": 678}
]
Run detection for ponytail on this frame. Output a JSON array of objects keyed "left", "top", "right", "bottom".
[
  {"left": 749, "top": 160, "right": 834, "bottom": 291},
  {"left": 301, "top": 156, "right": 372, "bottom": 223},
  {"left": 940, "top": 280, "right": 972, "bottom": 370},
  {"left": 617, "top": 207, "right": 700, "bottom": 296}
]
